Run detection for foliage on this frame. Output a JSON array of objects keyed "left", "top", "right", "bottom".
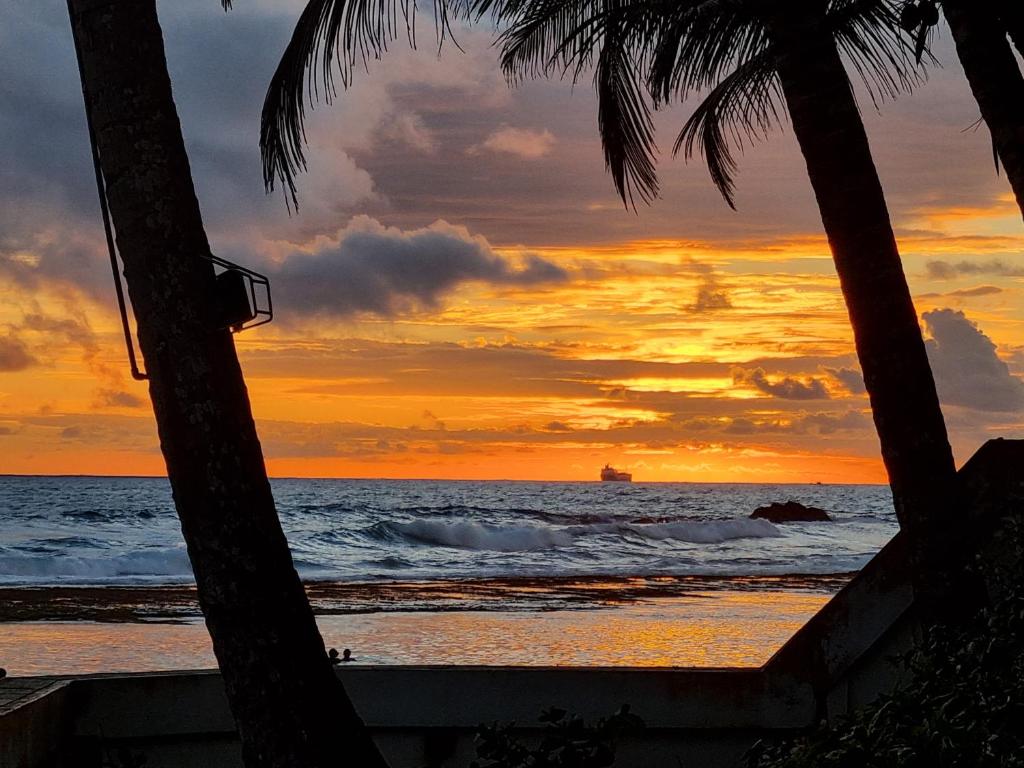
[
  {"left": 99, "top": 749, "right": 148, "bottom": 768},
  {"left": 259, "top": 0, "right": 920, "bottom": 210},
  {"left": 746, "top": 518, "right": 1024, "bottom": 768},
  {"left": 470, "top": 705, "right": 645, "bottom": 768}
]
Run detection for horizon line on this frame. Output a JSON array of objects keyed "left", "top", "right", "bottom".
[{"left": 0, "top": 472, "right": 888, "bottom": 486}]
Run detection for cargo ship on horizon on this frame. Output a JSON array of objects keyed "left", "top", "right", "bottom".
[{"left": 600, "top": 464, "right": 632, "bottom": 482}]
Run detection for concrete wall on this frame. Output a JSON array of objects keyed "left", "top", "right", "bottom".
[
  {"left": 4, "top": 667, "right": 818, "bottom": 768},
  {"left": 0, "top": 678, "right": 71, "bottom": 768}
]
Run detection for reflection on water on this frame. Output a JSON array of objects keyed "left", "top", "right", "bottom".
[{"left": 1, "top": 590, "right": 829, "bottom": 675}]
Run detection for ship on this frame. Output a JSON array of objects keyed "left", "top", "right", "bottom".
[{"left": 600, "top": 464, "right": 632, "bottom": 482}]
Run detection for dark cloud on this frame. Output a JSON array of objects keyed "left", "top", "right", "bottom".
[
  {"left": 917, "top": 285, "right": 1005, "bottom": 300},
  {"left": 923, "top": 309, "right": 1024, "bottom": 412},
  {"left": 732, "top": 367, "right": 831, "bottom": 400},
  {"left": 691, "top": 273, "right": 732, "bottom": 312},
  {"left": 723, "top": 410, "right": 870, "bottom": 435},
  {"left": 824, "top": 366, "right": 866, "bottom": 395},
  {"left": 685, "top": 260, "right": 732, "bottom": 312},
  {"left": 0, "top": 335, "right": 36, "bottom": 372},
  {"left": 271, "top": 216, "right": 568, "bottom": 319},
  {"left": 542, "top": 421, "right": 573, "bottom": 432},
  {"left": 95, "top": 389, "right": 146, "bottom": 409},
  {"left": 925, "top": 260, "right": 1024, "bottom": 280},
  {"left": 799, "top": 410, "right": 872, "bottom": 434},
  {"left": 946, "top": 285, "right": 1004, "bottom": 298},
  {"left": 19, "top": 312, "right": 97, "bottom": 357}
]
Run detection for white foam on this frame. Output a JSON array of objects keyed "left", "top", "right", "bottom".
[
  {"left": 0, "top": 548, "right": 193, "bottom": 584},
  {"left": 389, "top": 520, "right": 574, "bottom": 552},
  {"left": 383, "top": 517, "right": 781, "bottom": 553},
  {"left": 619, "top": 518, "right": 783, "bottom": 543}
]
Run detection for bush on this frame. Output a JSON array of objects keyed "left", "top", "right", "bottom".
[
  {"left": 471, "top": 705, "right": 645, "bottom": 768},
  {"left": 747, "top": 518, "right": 1024, "bottom": 768}
]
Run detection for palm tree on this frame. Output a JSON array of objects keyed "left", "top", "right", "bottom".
[
  {"left": 67, "top": 1, "right": 388, "bottom": 766},
  {"left": 1001, "top": 0, "right": 1024, "bottom": 54},
  {"left": 941, "top": 1, "right": 1024, "bottom": 220},
  {"left": 902, "top": 0, "right": 1024, "bottom": 220},
  {"left": 261, "top": 0, "right": 966, "bottom": 617}
]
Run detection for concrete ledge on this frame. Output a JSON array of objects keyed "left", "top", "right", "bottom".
[
  {"left": 0, "top": 678, "right": 72, "bottom": 768},
  {"left": 6, "top": 668, "right": 816, "bottom": 768},
  {"left": 66, "top": 666, "right": 814, "bottom": 736}
]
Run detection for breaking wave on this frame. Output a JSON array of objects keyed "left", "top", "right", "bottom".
[
  {"left": 0, "top": 548, "right": 193, "bottom": 584},
  {"left": 0, "top": 476, "right": 898, "bottom": 585},
  {"left": 368, "top": 520, "right": 575, "bottom": 552},
  {"left": 365, "top": 517, "right": 782, "bottom": 552}
]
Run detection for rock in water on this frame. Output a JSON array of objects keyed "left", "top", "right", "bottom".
[{"left": 750, "top": 501, "right": 832, "bottom": 523}]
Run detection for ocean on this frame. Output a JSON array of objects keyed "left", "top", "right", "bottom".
[{"left": 0, "top": 476, "right": 898, "bottom": 671}]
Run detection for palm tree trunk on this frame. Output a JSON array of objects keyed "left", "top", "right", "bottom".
[
  {"left": 1000, "top": 0, "right": 1024, "bottom": 57},
  {"left": 943, "top": 0, "right": 1024, "bottom": 221},
  {"left": 67, "top": 1, "right": 389, "bottom": 765},
  {"left": 765, "top": 2, "right": 969, "bottom": 619}
]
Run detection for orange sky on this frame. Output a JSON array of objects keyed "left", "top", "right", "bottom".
[
  {"left": 1, "top": 9, "right": 1022, "bottom": 482},
  {"left": 3, "top": 209, "right": 1022, "bottom": 482}
]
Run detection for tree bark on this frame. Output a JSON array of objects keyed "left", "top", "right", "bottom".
[
  {"left": 944, "top": 0, "right": 1024, "bottom": 221},
  {"left": 765, "top": 2, "right": 971, "bottom": 619},
  {"left": 999, "top": 0, "right": 1024, "bottom": 57},
  {"left": 67, "top": 1, "right": 389, "bottom": 765}
]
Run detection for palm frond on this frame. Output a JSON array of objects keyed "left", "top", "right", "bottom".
[
  {"left": 828, "top": 0, "right": 923, "bottom": 109},
  {"left": 595, "top": 14, "right": 659, "bottom": 207},
  {"left": 497, "top": 1, "right": 624, "bottom": 84},
  {"left": 673, "top": 50, "right": 780, "bottom": 208},
  {"left": 496, "top": 1, "right": 660, "bottom": 206},
  {"left": 647, "top": 0, "right": 764, "bottom": 107},
  {"left": 261, "top": 0, "right": 463, "bottom": 208}
]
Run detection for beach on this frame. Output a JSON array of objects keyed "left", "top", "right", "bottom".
[
  {"left": 0, "top": 585, "right": 831, "bottom": 674},
  {"left": 0, "top": 476, "right": 893, "bottom": 675}
]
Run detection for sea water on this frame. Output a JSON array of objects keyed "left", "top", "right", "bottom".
[
  {"left": 0, "top": 477, "right": 899, "bottom": 670},
  {"left": 0, "top": 476, "right": 896, "bottom": 587}
]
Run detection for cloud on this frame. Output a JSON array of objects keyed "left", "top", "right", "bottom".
[
  {"left": 825, "top": 366, "right": 866, "bottom": 394},
  {"left": 917, "top": 285, "right": 1005, "bottom": 299},
  {"left": 0, "top": 335, "right": 37, "bottom": 372},
  {"left": 945, "top": 285, "right": 1004, "bottom": 298},
  {"left": 272, "top": 216, "right": 568, "bottom": 319},
  {"left": 923, "top": 309, "right": 1024, "bottom": 412},
  {"left": 723, "top": 410, "right": 870, "bottom": 436},
  {"left": 925, "top": 259, "right": 1024, "bottom": 280},
  {"left": 384, "top": 114, "right": 438, "bottom": 154},
  {"left": 543, "top": 421, "right": 574, "bottom": 432},
  {"left": 474, "top": 127, "right": 556, "bottom": 159},
  {"left": 733, "top": 367, "right": 831, "bottom": 400},
  {"left": 19, "top": 312, "right": 98, "bottom": 357},
  {"left": 691, "top": 272, "right": 732, "bottom": 312},
  {"left": 95, "top": 389, "right": 146, "bottom": 409}
]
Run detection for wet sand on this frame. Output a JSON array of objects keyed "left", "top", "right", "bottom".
[
  {"left": 0, "top": 587, "right": 832, "bottom": 675},
  {"left": 0, "top": 573, "right": 851, "bottom": 622}
]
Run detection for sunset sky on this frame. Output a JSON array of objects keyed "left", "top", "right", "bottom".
[{"left": 1, "top": 0, "right": 1023, "bottom": 482}]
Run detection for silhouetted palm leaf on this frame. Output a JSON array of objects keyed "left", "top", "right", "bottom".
[
  {"left": 261, "top": 0, "right": 454, "bottom": 208},
  {"left": 595, "top": 17, "right": 658, "bottom": 206},
  {"left": 260, "top": 0, "right": 919, "bottom": 209},
  {"left": 673, "top": 51, "right": 779, "bottom": 208},
  {"left": 496, "top": 1, "right": 661, "bottom": 206}
]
